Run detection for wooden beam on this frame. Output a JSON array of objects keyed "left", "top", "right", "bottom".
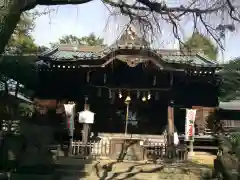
[{"left": 167, "top": 105, "right": 174, "bottom": 145}]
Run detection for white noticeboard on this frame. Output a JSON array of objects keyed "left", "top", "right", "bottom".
[
  {"left": 185, "top": 109, "right": 197, "bottom": 141},
  {"left": 78, "top": 110, "right": 95, "bottom": 124}
]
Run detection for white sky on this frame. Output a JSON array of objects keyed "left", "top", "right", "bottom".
[{"left": 31, "top": 1, "right": 240, "bottom": 62}]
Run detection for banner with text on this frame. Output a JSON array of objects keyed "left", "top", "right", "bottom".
[{"left": 185, "top": 109, "right": 197, "bottom": 141}]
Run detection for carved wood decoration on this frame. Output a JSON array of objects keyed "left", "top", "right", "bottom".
[
  {"left": 116, "top": 25, "right": 149, "bottom": 49},
  {"left": 116, "top": 55, "right": 148, "bottom": 67},
  {"left": 126, "top": 58, "right": 143, "bottom": 67}
]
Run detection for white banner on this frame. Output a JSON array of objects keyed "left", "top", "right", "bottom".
[
  {"left": 64, "top": 104, "right": 75, "bottom": 136},
  {"left": 185, "top": 109, "right": 197, "bottom": 141},
  {"left": 64, "top": 103, "right": 76, "bottom": 137}
]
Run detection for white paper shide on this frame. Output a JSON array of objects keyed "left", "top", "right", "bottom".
[
  {"left": 78, "top": 110, "right": 95, "bottom": 124},
  {"left": 64, "top": 103, "right": 76, "bottom": 116}
]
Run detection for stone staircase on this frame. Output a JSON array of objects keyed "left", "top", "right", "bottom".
[
  {"left": 55, "top": 157, "right": 93, "bottom": 180},
  {"left": 9, "top": 157, "right": 93, "bottom": 180}
]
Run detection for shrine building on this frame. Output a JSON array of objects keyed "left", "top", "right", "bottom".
[{"left": 35, "top": 26, "right": 221, "bottom": 138}]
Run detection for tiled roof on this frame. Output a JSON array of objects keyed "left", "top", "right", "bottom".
[
  {"left": 39, "top": 45, "right": 102, "bottom": 60},
  {"left": 39, "top": 44, "right": 218, "bottom": 66},
  {"left": 50, "top": 50, "right": 100, "bottom": 60},
  {"left": 219, "top": 100, "right": 240, "bottom": 110},
  {"left": 160, "top": 53, "right": 216, "bottom": 65},
  {"left": 39, "top": 25, "right": 217, "bottom": 67}
]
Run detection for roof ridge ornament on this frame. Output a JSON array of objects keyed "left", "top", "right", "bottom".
[
  {"left": 127, "top": 26, "right": 136, "bottom": 40},
  {"left": 116, "top": 24, "right": 149, "bottom": 47}
]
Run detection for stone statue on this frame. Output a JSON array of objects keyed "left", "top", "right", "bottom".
[
  {"left": 213, "top": 134, "right": 239, "bottom": 180},
  {"left": 6, "top": 100, "right": 69, "bottom": 179},
  {"left": 16, "top": 118, "right": 55, "bottom": 174}
]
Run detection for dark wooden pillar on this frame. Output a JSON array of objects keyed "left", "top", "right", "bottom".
[{"left": 167, "top": 103, "right": 174, "bottom": 145}]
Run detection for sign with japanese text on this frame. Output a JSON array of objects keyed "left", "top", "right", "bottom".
[{"left": 185, "top": 109, "right": 197, "bottom": 141}]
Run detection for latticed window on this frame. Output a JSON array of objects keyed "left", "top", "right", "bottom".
[
  {"left": 1, "top": 120, "right": 20, "bottom": 135},
  {"left": 0, "top": 81, "right": 5, "bottom": 91},
  {"left": 222, "top": 120, "right": 237, "bottom": 127},
  {"left": 128, "top": 111, "right": 138, "bottom": 126}
]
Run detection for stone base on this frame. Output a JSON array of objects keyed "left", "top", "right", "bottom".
[
  {"left": 187, "top": 151, "right": 195, "bottom": 159},
  {"left": 10, "top": 173, "right": 59, "bottom": 180}
]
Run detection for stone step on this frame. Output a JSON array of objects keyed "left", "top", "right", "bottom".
[
  {"left": 55, "top": 163, "right": 86, "bottom": 170},
  {"left": 54, "top": 157, "right": 92, "bottom": 179},
  {"left": 10, "top": 173, "right": 58, "bottom": 180},
  {"left": 55, "top": 157, "right": 92, "bottom": 169},
  {"left": 56, "top": 157, "right": 92, "bottom": 165},
  {"left": 55, "top": 169, "right": 88, "bottom": 177},
  {"left": 59, "top": 176, "right": 81, "bottom": 180}
]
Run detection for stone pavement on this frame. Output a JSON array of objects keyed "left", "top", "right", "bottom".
[
  {"left": 85, "top": 160, "right": 213, "bottom": 180},
  {"left": 49, "top": 154, "right": 215, "bottom": 180}
]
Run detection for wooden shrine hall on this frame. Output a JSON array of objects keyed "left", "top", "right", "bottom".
[{"left": 35, "top": 26, "right": 221, "bottom": 139}]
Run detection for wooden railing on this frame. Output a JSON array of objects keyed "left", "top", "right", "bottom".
[
  {"left": 142, "top": 141, "right": 188, "bottom": 162},
  {"left": 71, "top": 140, "right": 111, "bottom": 159},
  {"left": 71, "top": 139, "right": 188, "bottom": 162}
]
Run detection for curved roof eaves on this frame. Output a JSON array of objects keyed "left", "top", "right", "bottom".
[{"left": 40, "top": 50, "right": 100, "bottom": 61}]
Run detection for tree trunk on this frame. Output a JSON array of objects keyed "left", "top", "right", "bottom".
[
  {"left": 0, "top": 0, "right": 22, "bottom": 55},
  {"left": 0, "top": 0, "right": 95, "bottom": 55}
]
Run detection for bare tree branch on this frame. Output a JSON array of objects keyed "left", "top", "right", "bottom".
[
  {"left": 102, "top": 0, "right": 240, "bottom": 52},
  {"left": 1, "top": 0, "right": 240, "bottom": 55}
]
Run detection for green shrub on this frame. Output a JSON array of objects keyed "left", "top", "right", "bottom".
[{"left": 228, "top": 131, "right": 240, "bottom": 150}]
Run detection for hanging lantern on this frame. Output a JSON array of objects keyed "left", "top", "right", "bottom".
[
  {"left": 118, "top": 90, "right": 122, "bottom": 99},
  {"left": 125, "top": 96, "right": 131, "bottom": 103},
  {"left": 142, "top": 92, "right": 147, "bottom": 102},
  {"left": 142, "top": 96, "right": 146, "bottom": 102}
]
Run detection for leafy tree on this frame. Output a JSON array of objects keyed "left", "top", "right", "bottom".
[
  {"left": 219, "top": 57, "right": 240, "bottom": 101},
  {"left": 37, "top": 46, "right": 50, "bottom": 53},
  {"left": 58, "top": 33, "right": 105, "bottom": 46},
  {"left": 4, "top": 12, "right": 38, "bottom": 55},
  {"left": 182, "top": 32, "right": 218, "bottom": 61},
  {"left": 79, "top": 33, "right": 104, "bottom": 46},
  {"left": 59, "top": 35, "right": 82, "bottom": 45}
]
